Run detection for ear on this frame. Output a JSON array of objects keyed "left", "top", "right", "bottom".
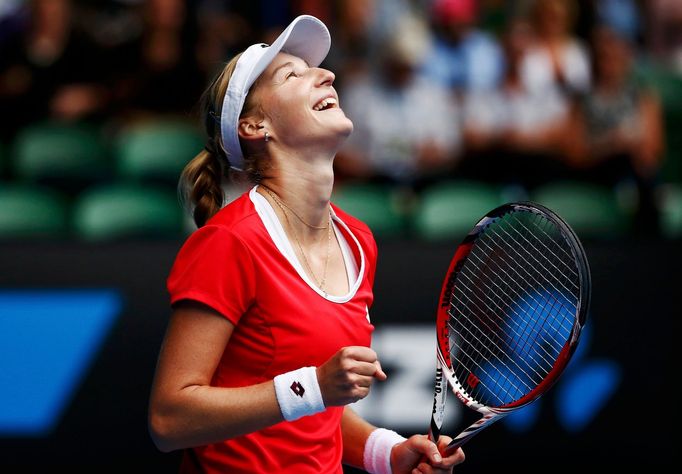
[{"left": 237, "top": 116, "right": 266, "bottom": 143}]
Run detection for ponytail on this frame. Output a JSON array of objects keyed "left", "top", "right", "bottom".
[
  {"left": 179, "top": 51, "right": 267, "bottom": 227},
  {"left": 178, "top": 146, "right": 226, "bottom": 228}
]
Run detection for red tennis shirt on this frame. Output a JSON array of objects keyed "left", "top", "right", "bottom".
[{"left": 166, "top": 187, "right": 377, "bottom": 473}]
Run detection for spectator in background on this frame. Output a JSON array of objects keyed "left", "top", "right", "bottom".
[
  {"left": 0, "top": 0, "right": 110, "bottom": 142},
  {"left": 565, "top": 24, "right": 664, "bottom": 234},
  {"left": 194, "top": 1, "right": 257, "bottom": 81},
  {"left": 334, "top": 12, "right": 462, "bottom": 190},
  {"left": 325, "top": 0, "right": 379, "bottom": 89},
  {"left": 522, "top": 0, "right": 591, "bottom": 96},
  {"left": 420, "top": 0, "right": 505, "bottom": 94},
  {"left": 110, "top": 0, "right": 204, "bottom": 123},
  {"left": 324, "top": 0, "right": 417, "bottom": 90},
  {"left": 459, "top": 16, "right": 572, "bottom": 189},
  {"left": 643, "top": 0, "right": 682, "bottom": 75},
  {"left": 592, "top": 0, "right": 641, "bottom": 44}
]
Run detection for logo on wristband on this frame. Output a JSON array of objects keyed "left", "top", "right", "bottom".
[{"left": 290, "top": 381, "right": 305, "bottom": 397}]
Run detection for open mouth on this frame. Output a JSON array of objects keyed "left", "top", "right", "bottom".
[{"left": 312, "top": 97, "right": 338, "bottom": 111}]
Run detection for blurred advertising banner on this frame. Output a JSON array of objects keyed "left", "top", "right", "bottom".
[{"left": 0, "top": 239, "right": 677, "bottom": 469}]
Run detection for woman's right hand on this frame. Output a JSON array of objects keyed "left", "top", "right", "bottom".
[{"left": 316, "top": 346, "right": 387, "bottom": 406}]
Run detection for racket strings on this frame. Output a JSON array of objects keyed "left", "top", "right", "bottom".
[
  {"left": 458, "top": 251, "right": 565, "bottom": 359},
  {"left": 485, "top": 219, "right": 578, "bottom": 318},
  {"left": 506, "top": 213, "right": 578, "bottom": 348},
  {"left": 448, "top": 313, "right": 540, "bottom": 387},
  {"left": 460, "top": 231, "right": 570, "bottom": 363},
  {"left": 449, "top": 326, "right": 527, "bottom": 405},
  {"left": 449, "top": 280, "right": 551, "bottom": 379},
  {"left": 468, "top": 217, "right": 575, "bottom": 376},
  {"left": 479, "top": 213, "right": 576, "bottom": 340},
  {"left": 456, "top": 237, "right": 572, "bottom": 400},
  {"left": 449, "top": 210, "right": 580, "bottom": 407},
  {"left": 511, "top": 213, "right": 579, "bottom": 281},
  {"left": 451, "top": 274, "right": 551, "bottom": 402}
]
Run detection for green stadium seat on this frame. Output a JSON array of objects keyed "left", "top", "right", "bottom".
[
  {"left": 530, "top": 181, "right": 630, "bottom": 239},
  {"left": 115, "top": 120, "right": 204, "bottom": 185},
  {"left": 331, "top": 182, "right": 409, "bottom": 238},
  {"left": 72, "top": 184, "right": 185, "bottom": 241},
  {"left": 11, "top": 122, "right": 111, "bottom": 192},
  {"left": 660, "top": 184, "right": 682, "bottom": 239},
  {"left": 412, "top": 180, "right": 504, "bottom": 242},
  {"left": 0, "top": 183, "right": 69, "bottom": 239}
]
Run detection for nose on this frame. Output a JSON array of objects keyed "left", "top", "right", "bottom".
[{"left": 315, "top": 68, "right": 335, "bottom": 87}]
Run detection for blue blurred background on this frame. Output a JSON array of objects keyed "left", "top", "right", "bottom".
[{"left": 0, "top": 0, "right": 680, "bottom": 471}]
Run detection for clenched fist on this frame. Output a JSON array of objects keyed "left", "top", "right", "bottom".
[{"left": 316, "top": 346, "right": 387, "bottom": 406}]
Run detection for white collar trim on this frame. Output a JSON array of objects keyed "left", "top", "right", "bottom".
[{"left": 250, "top": 185, "right": 365, "bottom": 303}]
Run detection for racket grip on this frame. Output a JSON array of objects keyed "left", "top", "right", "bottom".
[
  {"left": 443, "top": 437, "right": 467, "bottom": 455},
  {"left": 417, "top": 431, "right": 441, "bottom": 467}
]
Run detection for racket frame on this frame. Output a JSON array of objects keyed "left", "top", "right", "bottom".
[{"left": 427, "top": 202, "right": 591, "bottom": 453}]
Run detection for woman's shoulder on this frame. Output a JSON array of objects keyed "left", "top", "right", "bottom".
[
  {"left": 204, "top": 190, "right": 257, "bottom": 226},
  {"left": 331, "top": 204, "right": 374, "bottom": 239},
  {"left": 185, "top": 190, "right": 263, "bottom": 247}
]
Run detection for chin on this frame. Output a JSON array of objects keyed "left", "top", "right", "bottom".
[{"left": 339, "top": 116, "right": 354, "bottom": 137}]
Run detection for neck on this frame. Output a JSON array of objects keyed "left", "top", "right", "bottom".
[{"left": 259, "top": 154, "right": 335, "bottom": 241}]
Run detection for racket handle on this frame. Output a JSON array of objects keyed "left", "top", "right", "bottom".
[
  {"left": 417, "top": 424, "right": 445, "bottom": 466},
  {"left": 443, "top": 437, "right": 467, "bottom": 455},
  {"left": 445, "top": 412, "right": 505, "bottom": 454}
]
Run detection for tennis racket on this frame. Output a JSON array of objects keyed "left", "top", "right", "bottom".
[{"left": 427, "top": 201, "right": 591, "bottom": 454}]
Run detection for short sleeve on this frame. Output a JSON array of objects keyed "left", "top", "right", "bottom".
[
  {"left": 366, "top": 233, "right": 378, "bottom": 289},
  {"left": 166, "top": 224, "right": 256, "bottom": 325}
]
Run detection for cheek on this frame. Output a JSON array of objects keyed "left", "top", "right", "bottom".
[{"left": 268, "top": 95, "right": 308, "bottom": 123}]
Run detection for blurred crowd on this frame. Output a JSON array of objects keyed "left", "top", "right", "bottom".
[{"left": 1, "top": 0, "right": 681, "bottom": 237}]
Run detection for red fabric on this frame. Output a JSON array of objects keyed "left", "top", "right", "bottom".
[
  {"left": 166, "top": 191, "right": 377, "bottom": 473},
  {"left": 432, "top": 0, "right": 478, "bottom": 23}
]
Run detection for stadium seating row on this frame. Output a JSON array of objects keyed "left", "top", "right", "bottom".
[
  {"left": 0, "top": 116, "right": 680, "bottom": 242},
  {"left": 2, "top": 178, "right": 680, "bottom": 242}
]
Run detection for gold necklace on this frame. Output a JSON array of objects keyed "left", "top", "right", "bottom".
[
  {"left": 261, "top": 185, "right": 328, "bottom": 230},
  {"left": 263, "top": 186, "right": 333, "bottom": 294}
]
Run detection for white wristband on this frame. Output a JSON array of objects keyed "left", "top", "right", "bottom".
[
  {"left": 273, "top": 366, "right": 326, "bottom": 422},
  {"left": 363, "top": 428, "right": 407, "bottom": 474}
]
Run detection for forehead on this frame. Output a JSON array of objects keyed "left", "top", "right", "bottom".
[
  {"left": 262, "top": 52, "right": 308, "bottom": 76},
  {"left": 247, "top": 52, "right": 309, "bottom": 103}
]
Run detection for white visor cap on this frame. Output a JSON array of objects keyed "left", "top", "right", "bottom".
[{"left": 219, "top": 15, "right": 331, "bottom": 170}]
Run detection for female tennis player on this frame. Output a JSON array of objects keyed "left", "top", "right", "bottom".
[{"left": 147, "top": 15, "right": 465, "bottom": 474}]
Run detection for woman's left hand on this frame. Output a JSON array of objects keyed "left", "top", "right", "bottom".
[{"left": 390, "top": 434, "right": 465, "bottom": 474}]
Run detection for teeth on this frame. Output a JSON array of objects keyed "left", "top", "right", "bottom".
[{"left": 313, "top": 97, "right": 337, "bottom": 111}]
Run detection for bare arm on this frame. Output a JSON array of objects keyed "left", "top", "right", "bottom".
[
  {"left": 148, "top": 301, "right": 284, "bottom": 452},
  {"left": 341, "top": 407, "right": 465, "bottom": 474},
  {"left": 341, "top": 406, "right": 377, "bottom": 469},
  {"left": 148, "top": 301, "right": 390, "bottom": 453}
]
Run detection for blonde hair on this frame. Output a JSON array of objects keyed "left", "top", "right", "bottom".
[{"left": 178, "top": 53, "right": 269, "bottom": 228}]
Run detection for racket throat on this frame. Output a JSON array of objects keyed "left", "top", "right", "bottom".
[{"left": 445, "top": 413, "right": 505, "bottom": 453}]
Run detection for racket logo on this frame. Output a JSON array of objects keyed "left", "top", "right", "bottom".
[
  {"left": 434, "top": 367, "right": 443, "bottom": 394},
  {"left": 455, "top": 391, "right": 469, "bottom": 405},
  {"left": 466, "top": 373, "right": 480, "bottom": 389},
  {"left": 290, "top": 381, "right": 305, "bottom": 397},
  {"left": 432, "top": 368, "right": 444, "bottom": 414}
]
